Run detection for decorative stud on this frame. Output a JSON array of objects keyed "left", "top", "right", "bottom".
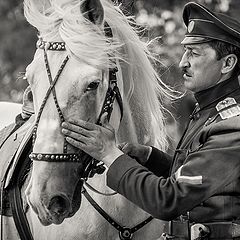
[
  {"left": 30, "top": 152, "right": 81, "bottom": 162},
  {"left": 36, "top": 39, "right": 42, "bottom": 48},
  {"left": 36, "top": 39, "right": 66, "bottom": 51},
  {"left": 45, "top": 42, "right": 50, "bottom": 50}
]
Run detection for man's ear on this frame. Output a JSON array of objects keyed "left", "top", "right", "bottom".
[
  {"left": 221, "top": 54, "right": 238, "bottom": 74},
  {"left": 80, "top": 0, "right": 104, "bottom": 25}
]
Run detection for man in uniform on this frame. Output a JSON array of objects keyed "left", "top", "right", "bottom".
[{"left": 62, "top": 2, "right": 240, "bottom": 239}]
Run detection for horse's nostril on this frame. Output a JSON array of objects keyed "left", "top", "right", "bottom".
[{"left": 48, "top": 195, "right": 70, "bottom": 217}]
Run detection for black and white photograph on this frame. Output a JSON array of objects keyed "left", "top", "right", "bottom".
[{"left": 0, "top": 0, "right": 240, "bottom": 239}]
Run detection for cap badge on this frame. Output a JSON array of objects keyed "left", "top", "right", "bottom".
[
  {"left": 188, "top": 20, "right": 195, "bottom": 33},
  {"left": 216, "top": 97, "right": 240, "bottom": 119}
]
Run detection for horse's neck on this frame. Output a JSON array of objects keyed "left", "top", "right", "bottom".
[{"left": 118, "top": 98, "right": 155, "bottom": 145}]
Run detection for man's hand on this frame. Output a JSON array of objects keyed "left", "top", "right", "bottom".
[
  {"left": 61, "top": 113, "right": 123, "bottom": 167},
  {"left": 119, "top": 142, "right": 152, "bottom": 165}
]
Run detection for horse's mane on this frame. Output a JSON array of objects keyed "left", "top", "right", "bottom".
[{"left": 24, "top": 0, "right": 175, "bottom": 150}]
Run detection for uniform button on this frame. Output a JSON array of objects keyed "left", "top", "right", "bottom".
[{"left": 193, "top": 113, "right": 200, "bottom": 120}]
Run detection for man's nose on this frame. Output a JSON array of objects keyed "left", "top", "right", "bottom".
[{"left": 179, "top": 53, "right": 190, "bottom": 69}]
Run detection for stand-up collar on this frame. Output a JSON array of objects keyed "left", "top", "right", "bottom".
[{"left": 194, "top": 76, "right": 240, "bottom": 110}]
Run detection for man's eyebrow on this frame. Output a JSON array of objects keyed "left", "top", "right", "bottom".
[{"left": 184, "top": 45, "right": 202, "bottom": 52}]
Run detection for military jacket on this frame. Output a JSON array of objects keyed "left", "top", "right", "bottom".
[{"left": 107, "top": 76, "right": 240, "bottom": 222}]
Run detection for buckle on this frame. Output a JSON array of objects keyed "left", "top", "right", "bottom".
[
  {"left": 119, "top": 227, "right": 133, "bottom": 240},
  {"left": 161, "top": 233, "right": 175, "bottom": 239},
  {"left": 191, "top": 223, "right": 210, "bottom": 240}
]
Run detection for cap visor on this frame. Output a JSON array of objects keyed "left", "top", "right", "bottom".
[{"left": 181, "top": 36, "right": 212, "bottom": 45}]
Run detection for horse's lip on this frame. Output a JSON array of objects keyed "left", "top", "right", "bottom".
[
  {"left": 51, "top": 215, "right": 65, "bottom": 225},
  {"left": 38, "top": 212, "right": 65, "bottom": 225},
  {"left": 68, "top": 210, "right": 75, "bottom": 217},
  {"left": 38, "top": 215, "right": 52, "bottom": 226}
]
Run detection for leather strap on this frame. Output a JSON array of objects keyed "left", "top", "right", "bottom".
[
  {"left": 82, "top": 187, "right": 153, "bottom": 239},
  {"left": 169, "top": 220, "right": 240, "bottom": 239},
  {"left": 8, "top": 137, "right": 34, "bottom": 240},
  {"left": 205, "top": 222, "right": 240, "bottom": 239},
  {"left": 10, "top": 186, "right": 33, "bottom": 240}
]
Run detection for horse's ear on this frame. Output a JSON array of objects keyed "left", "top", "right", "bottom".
[{"left": 81, "top": 0, "right": 104, "bottom": 25}]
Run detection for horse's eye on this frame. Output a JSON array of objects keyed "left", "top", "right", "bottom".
[{"left": 86, "top": 81, "right": 100, "bottom": 91}]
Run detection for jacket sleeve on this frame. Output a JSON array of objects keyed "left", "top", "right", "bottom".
[
  {"left": 144, "top": 147, "right": 172, "bottom": 177},
  {"left": 106, "top": 116, "right": 240, "bottom": 221}
]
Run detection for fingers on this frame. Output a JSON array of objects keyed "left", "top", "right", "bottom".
[
  {"left": 65, "top": 136, "right": 87, "bottom": 149},
  {"left": 62, "top": 122, "right": 92, "bottom": 137},
  {"left": 62, "top": 126, "right": 94, "bottom": 153},
  {"left": 66, "top": 119, "right": 97, "bottom": 131},
  {"left": 62, "top": 127, "right": 90, "bottom": 142},
  {"left": 62, "top": 121, "right": 95, "bottom": 148},
  {"left": 61, "top": 118, "right": 116, "bottom": 160}
]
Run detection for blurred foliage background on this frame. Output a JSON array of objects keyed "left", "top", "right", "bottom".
[{"left": 0, "top": 0, "right": 240, "bottom": 149}]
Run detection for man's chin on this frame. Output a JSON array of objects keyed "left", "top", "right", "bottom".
[{"left": 183, "top": 80, "right": 195, "bottom": 92}]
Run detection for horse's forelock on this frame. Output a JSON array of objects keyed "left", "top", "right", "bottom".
[{"left": 24, "top": 0, "right": 122, "bottom": 69}]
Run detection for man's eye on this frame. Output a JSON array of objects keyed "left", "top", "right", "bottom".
[
  {"left": 86, "top": 81, "right": 100, "bottom": 91},
  {"left": 192, "top": 51, "right": 199, "bottom": 55}
]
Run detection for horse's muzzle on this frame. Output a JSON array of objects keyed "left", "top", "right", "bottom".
[{"left": 47, "top": 180, "right": 83, "bottom": 225}]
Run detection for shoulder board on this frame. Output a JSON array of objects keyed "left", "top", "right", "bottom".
[{"left": 216, "top": 97, "right": 240, "bottom": 120}]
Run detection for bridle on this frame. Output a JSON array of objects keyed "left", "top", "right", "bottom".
[
  {"left": 26, "top": 26, "right": 153, "bottom": 240},
  {"left": 29, "top": 39, "right": 123, "bottom": 167}
]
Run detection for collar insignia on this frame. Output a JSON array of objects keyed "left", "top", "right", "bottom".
[{"left": 216, "top": 97, "right": 240, "bottom": 119}]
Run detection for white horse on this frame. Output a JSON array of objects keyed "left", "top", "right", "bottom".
[{"left": 0, "top": 0, "right": 175, "bottom": 239}]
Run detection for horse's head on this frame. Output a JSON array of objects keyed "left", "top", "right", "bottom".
[
  {"left": 24, "top": 0, "right": 123, "bottom": 225},
  {"left": 23, "top": 0, "right": 172, "bottom": 228}
]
